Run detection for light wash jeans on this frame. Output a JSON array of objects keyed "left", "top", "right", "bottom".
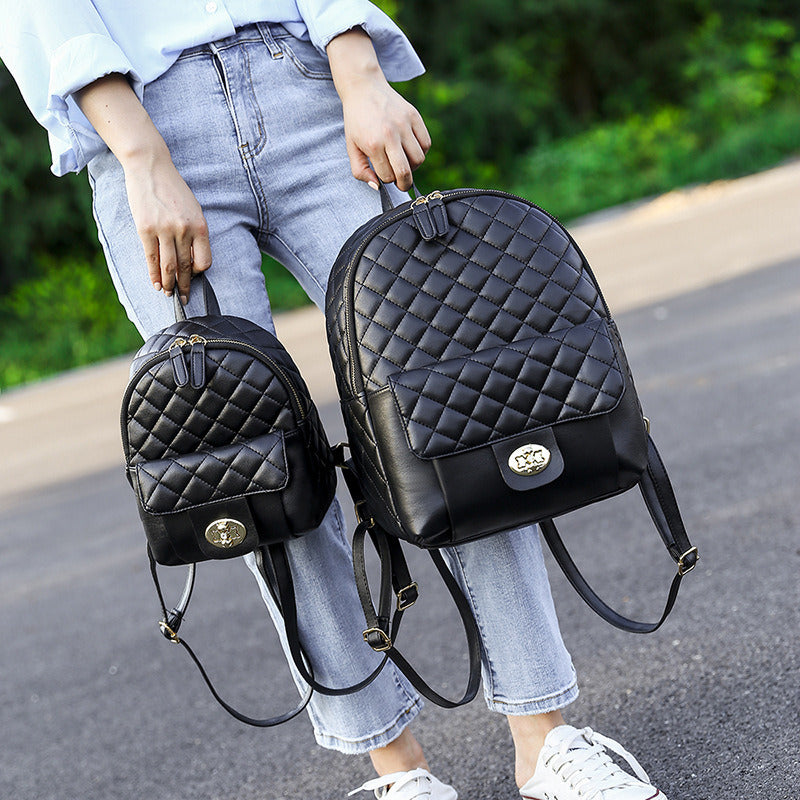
[{"left": 88, "top": 22, "right": 578, "bottom": 754}]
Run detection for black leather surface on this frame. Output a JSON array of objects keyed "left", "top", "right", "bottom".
[
  {"left": 327, "top": 193, "right": 606, "bottom": 397},
  {"left": 389, "top": 318, "right": 623, "bottom": 459},
  {"left": 326, "top": 188, "right": 695, "bottom": 639},
  {"left": 134, "top": 430, "right": 288, "bottom": 514}
]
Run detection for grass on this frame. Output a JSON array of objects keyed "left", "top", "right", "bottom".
[{"left": 511, "top": 102, "right": 800, "bottom": 223}]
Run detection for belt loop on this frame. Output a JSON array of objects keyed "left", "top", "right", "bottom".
[{"left": 256, "top": 21, "right": 284, "bottom": 58}]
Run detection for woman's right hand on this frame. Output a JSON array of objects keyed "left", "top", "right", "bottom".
[
  {"left": 121, "top": 146, "right": 212, "bottom": 303},
  {"left": 327, "top": 28, "right": 430, "bottom": 192},
  {"left": 75, "top": 73, "right": 212, "bottom": 303}
]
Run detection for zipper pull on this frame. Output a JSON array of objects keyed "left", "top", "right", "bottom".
[
  {"left": 411, "top": 191, "right": 448, "bottom": 240},
  {"left": 426, "top": 191, "right": 449, "bottom": 237},
  {"left": 188, "top": 335, "right": 207, "bottom": 389},
  {"left": 168, "top": 338, "right": 189, "bottom": 387},
  {"left": 411, "top": 195, "right": 436, "bottom": 240}
]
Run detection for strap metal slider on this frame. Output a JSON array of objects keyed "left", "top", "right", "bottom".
[
  {"left": 677, "top": 546, "right": 699, "bottom": 575},
  {"left": 363, "top": 627, "right": 392, "bottom": 652},
  {"left": 331, "top": 442, "right": 350, "bottom": 467},
  {"left": 158, "top": 620, "right": 181, "bottom": 644},
  {"left": 354, "top": 501, "right": 375, "bottom": 527},
  {"left": 396, "top": 582, "right": 419, "bottom": 611}
]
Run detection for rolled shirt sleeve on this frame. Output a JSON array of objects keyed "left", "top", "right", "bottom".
[
  {"left": 0, "top": 2, "right": 142, "bottom": 175},
  {"left": 296, "top": 0, "right": 424, "bottom": 82},
  {"left": 48, "top": 35, "right": 143, "bottom": 175},
  {"left": 0, "top": 0, "right": 424, "bottom": 176}
]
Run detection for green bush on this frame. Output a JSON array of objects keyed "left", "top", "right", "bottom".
[
  {"left": 0, "top": 256, "right": 140, "bottom": 389},
  {"left": 0, "top": 253, "right": 312, "bottom": 390},
  {"left": 0, "top": 69, "right": 99, "bottom": 294},
  {"left": 511, "top": 13, "right": 800, "bottom": 220},
  {"left": 2, "top": 3, "right": 800, "bottom": 389},
  {"left": 512, "top": 102, "right": 800, "bottom": 221}
]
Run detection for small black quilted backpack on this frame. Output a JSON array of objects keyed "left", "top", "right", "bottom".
[
  {"left": 121, "top": 276, "right": 382, "bottom": 726},
  {"left": 325, "top": 185, "right": 699, "bottom": 707}
]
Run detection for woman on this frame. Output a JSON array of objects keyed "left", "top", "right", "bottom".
[{"left": 0, "top": 3, "right": 669, "bottom": 798}]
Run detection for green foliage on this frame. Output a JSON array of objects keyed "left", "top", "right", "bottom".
[
  {"left": 511, "top": 11, "right": 800, "bottom": 220},
  {"left": 261, "top": 255, "right": 312, "bottom": 310},
  {"left": 396, "top": 0, "right": 707, "bottom": 186},
  {"left": 1, "top": 1, "right": 800, "bottom": 389},
  {"left": 512, "top": 103, "right": 800, "bottom": 221},
  {"left": 685, "top": 14, "right": 800, "bottom": 130},
  {"left": 0, "top": 67, "right": 99, "bottom": 294},
  {"left": 0, "top": 255, "right": 141, "bottom": 389},
  {"left": 0, "top": 253, "right": 314, "bottom": 389}
]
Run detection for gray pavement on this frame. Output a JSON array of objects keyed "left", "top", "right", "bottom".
[{"left": 1, "top": 163, "right": 799, "bottom": 799}]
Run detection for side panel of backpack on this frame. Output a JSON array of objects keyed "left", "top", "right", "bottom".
[{"left": 327, "top": 236, "right": 407, "bottom": 537}]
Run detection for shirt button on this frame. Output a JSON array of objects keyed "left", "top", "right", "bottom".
[{"left": 205, "top": 1, "right": 218, "bottom": 12}]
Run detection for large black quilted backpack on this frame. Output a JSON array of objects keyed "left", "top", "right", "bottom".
[{"left": 325, "top": 186, "right": 698, "bottom": 706}]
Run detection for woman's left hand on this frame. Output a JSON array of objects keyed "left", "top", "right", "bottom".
[{"left": 327, "top": 28, "right": 431, "bottom": 192}]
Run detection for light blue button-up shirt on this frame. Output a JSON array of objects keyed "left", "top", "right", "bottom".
[{"left": 0, "top": 0, "right": 424, "bottom": 176}]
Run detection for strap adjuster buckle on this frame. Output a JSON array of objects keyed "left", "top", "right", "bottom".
[
  {"left": 396, "top": 582, "right": 419, "bottom": 611},
  {"left": 677, "top": 546, "right": 699, "bottom": 575},
  {"left": 331, "top": 442, "right": 349, "bottom": 467},
  {"left": 363, "top": 627, "right": 392, "bottom": 652}
]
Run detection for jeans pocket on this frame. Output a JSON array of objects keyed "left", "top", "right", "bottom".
[{"left": 280, "top": 36, "right": 334, "bottom": 80}]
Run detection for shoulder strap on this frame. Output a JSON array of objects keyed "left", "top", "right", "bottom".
[
  {"left": 258, "top": 543, "right": 389, "bottom": 696},
  {"left": 332, "top": 444, "right": 482, "bottom": 708},
  {"left": 351, "top": 521, "right": 482, "bottom": 709},
  {"left": 540, "top": 435, "right": 698, "bottom": 633},
  {"left": 147, "top": 547, "right": 311, "bottom": 727}
]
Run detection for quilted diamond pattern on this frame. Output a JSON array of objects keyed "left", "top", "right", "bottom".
[
  {"left": 389, "top": 319, "right": 623, "bottom": 459},
  {"left": 326, "top": 192, "right": 605, "bottom": 395},
  {"left": 127, "top": 350, "right": 295, "bottom": 463},
  {"left": 323, "top": 189, "right": 635, "bottom": 543},
  {"left": 123, "top": 311, "right": 334, "bottom": 527},
  {"left": 135, "top": 431, "right": 287, "bottom": 513}
]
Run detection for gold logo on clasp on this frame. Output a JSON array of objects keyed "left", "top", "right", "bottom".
[
  {"left": 204, "top": 518, "right": 246, "bottom": 548},
  {"left": 508, "top": 444, "right": 551, "bottom": 476}
]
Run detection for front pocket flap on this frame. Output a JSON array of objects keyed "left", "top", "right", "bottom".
[
  {"left": 389, "top": 319, "right": 624, "bottom": 460},
  {"left": 134, "top": 430, "right": 288, "bottom": 514}
]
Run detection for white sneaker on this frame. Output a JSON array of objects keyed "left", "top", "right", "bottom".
[
  {"left": 349, "top": 767, "right": 458, "bottom": 800},
  {"left": 519, "top": 725, "right": 667, "bottom": 800}
]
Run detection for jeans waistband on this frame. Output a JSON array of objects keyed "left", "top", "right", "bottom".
[{"left": 176, "top": 21, "right": 292, "bottom": 60}]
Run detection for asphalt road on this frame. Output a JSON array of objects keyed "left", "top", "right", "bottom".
[{"left": 1, "top": 168, "right": 799, "bottom": 799}]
